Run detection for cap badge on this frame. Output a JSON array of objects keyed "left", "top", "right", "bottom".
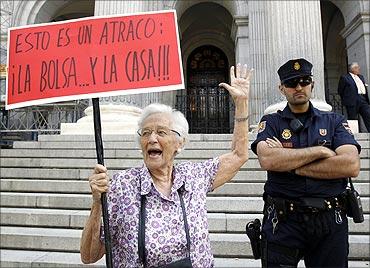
[
  {"left": 282, "top": 129, "right": 292, "bottom": 140},
  {"left": 294, "top": 62, "right": 300, "bottom": 70}
]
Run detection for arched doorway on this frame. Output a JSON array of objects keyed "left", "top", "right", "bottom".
[
  {"left": 176, "top": 1, "right": 234, "bottom": 134},
  {"left": 177, "top": 45, "right": 229, "bottom": 134},
  {"left": 320, "top": 1, "right": 347, "bottom": 115},
  {"left": 49, "top": 0, "right": 95, "bottom": 22}
]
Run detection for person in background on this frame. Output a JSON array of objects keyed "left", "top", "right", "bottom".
[
  {"left": 338, "top": 62, "right": 370, "bottom": 132},
  {"left": 251, "top": 58, "right": 361, "bottom": 267},
  {"left": 80, "top": 64, "right": 253, "bottom": 267}
]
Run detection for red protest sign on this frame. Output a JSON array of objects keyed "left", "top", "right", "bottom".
[{"left": 6, "top": 10, "right": 184, "bottom": 110}]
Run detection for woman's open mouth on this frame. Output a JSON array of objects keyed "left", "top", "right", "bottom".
[{"left": 148, "top": 149, "right": 163, "bottom": 158}]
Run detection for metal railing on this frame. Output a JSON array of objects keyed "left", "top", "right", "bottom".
[
  {"left": 0, "top": 100, "right": 89, "bottom": 141},
  {"left": 326, "top": 92, "right": 345, "bottom": 116}
]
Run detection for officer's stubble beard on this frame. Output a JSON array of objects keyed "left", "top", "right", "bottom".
[{"left": 279, "top": 81, "right": 315, "bottom": 112}]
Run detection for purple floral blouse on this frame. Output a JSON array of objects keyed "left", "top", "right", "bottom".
[{"left": 100, "top": 157, "right": 220, "bottom": 268}]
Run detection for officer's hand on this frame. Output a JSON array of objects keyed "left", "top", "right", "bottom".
[
  {"left": 266, "top": 137, "right": 283, "bottom": 148},
  {"left": 219, "top": 63, "right": 254, "bottom": 102},
  {"left": 321, "top": 147, "right": 336, "bottom": 158},
  {"left": 89, "top": 164, "right": 109, "bottom": 203}
]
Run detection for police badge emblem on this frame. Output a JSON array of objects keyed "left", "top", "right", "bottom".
[
  {"left": 258, "top": 121, "right": 266, "bottom": 133},
  {"left": 282, "top": 129, "right": 292, "bottom": 139},
  {"left": 294, "top": 62, "right": 300, "bottom": 70},
  {"left": 319, "top": 129, "right": 327, "bottom": 136}
]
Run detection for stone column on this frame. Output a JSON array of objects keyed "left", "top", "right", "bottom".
[
  {"left": 232, "top": 16, "right": 249, "bottom": 66},
  {"left": 341, "top": 12, "right": 370, "bottom": 83},
  {"left": 0, "top": 1, "right": 15, "bottom": 101},
  {"left": 339, "top": 5, "right": 369, "bottom": 133},
  {"left": 248, "top": 0, "right": 331, "bottom": 122},
  {"left": 263, "top": 0, "right": 331, "bottom": 114},
  {"left": 248, "top": 1, "right": 270, "bottom": 125},
  {"left": 231, "top": 16, "right": 251, "bottom": 129}
]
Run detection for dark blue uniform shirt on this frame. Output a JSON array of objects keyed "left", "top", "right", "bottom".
[{"left": 251, "top": 102, "right": 361, "bottom": 199}]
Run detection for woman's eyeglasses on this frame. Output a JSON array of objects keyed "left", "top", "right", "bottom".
[
  {"left": 283, "top": 76, "right": 312, "bottom": 88},
  {"left": 137, "top": 127, "right": 181, "bottom": 138}
]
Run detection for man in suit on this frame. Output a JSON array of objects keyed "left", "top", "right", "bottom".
[{"left": 338, "top": 62, "right": 370, "bottom": 132}]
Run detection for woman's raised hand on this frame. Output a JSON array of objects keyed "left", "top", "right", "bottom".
[{"left": 219, "top": 63, "right": 254, "bottom": 101}]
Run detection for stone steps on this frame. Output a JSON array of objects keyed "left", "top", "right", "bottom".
[
  {"left": 1, "top": 192, "right": 370, "bottom": 214},
  {"left": 2, "top": 149, "right": 233, "bottom": 159},
  {"left": 2, "top": 250, "right": 368, "bottom": 268},
  {"left": 2, "top": 208, "right": 369, "bottom": 234},
  {"left": 13, "top": 141, "right": 370, "bottom": 150},
  {"left": 1, "top": 167, "right": 369, "bottom": 182},
  {"left": 1, "top": 226, "right": 369, "bottom": 259},
  {"left": 37, "top": 134, "right": 240, "bottom": 142},
  {"left": 2, "top": 148, "right": 369, "bottom": 159},
  {"left": 11, "top": 139, "right": 370, "bottom": 150},
  {"left": 1, "top": 133, "right": 369, "bottom": 266},
  {"left": 1, "top": 179, "right": 370, "bottom": 197},
  {"left": 0, "top": 190, "right": 366, "bottom": 211},
  {"left": 2, "top": 157, "right": 369, "bottom": 170},
  {"left": 35, "top": 133, "right": 370, "bottom": 142}
]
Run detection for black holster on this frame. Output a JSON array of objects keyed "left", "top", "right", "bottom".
[
  {"left": 345, "top": 187, "right": 364, "bottom": 223},
  {"left": 246, "top": 218, "right": 262, "bottom": 259}
]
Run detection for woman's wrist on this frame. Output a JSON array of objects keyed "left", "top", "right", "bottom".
[{"left": 234, "top": 116, "right": 249, "bottom": 122}]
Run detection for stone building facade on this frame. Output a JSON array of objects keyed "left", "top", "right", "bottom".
[{"left": 1, "top": 0, "right": 369, "bottom": 134}]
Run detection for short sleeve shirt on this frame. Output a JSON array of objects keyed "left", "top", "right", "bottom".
[
  {"left": 101, "top": 157, "right": 220, "bottom": 268},
  {"left": 251, "top": 103, "right": 361, "bottom": 198}
]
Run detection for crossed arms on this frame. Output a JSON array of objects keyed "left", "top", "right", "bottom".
[{"left": 256, "top": 138, "right": 360, "bottom": 179}]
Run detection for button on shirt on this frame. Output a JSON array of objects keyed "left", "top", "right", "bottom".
[
  {"left": 101, "top": 158, "right": 220, "bottom": 268},
  {"left": 251, "top": 102, "right": 361, "bottom": 199},
  {"left": 350, "top": 73, "right": 366, "bottom": 94}
]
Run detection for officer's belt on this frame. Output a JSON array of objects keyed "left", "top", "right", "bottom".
[{"left": 264, "top": 195, "right": 346, "bottom": 214}]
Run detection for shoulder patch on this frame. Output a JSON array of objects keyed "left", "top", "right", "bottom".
[
  {"left": 258, "top": 121, "right": 266, "bottom": 133},
  {"left": 342, "top": 122, "right": 353, "bottom": 135}
]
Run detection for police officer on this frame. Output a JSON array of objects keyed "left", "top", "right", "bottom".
[{"left": 251, "top": 58, "right": 361, "bottom": 267}]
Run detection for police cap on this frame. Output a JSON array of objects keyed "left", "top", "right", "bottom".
[{"left": 277, "top": 58, "right": 313, "bottom": 82}]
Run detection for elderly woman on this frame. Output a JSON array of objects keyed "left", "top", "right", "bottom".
[{"left": 80, "top": 64, "right": 253, "bottom": 267}]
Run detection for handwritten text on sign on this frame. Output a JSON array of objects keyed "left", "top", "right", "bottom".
[{"left": 6, "top": 10, "right": 184, "bottom": 109}]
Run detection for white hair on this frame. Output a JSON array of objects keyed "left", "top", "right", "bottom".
[
  {"left": 136, "top": 103, "right": 189, "bottom": 147},
  {"left": 348, "top": 62, "right": 359, "bottom": 71}
]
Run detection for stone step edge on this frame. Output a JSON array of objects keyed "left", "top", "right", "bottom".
[
  {"left": 1, "top": 229, "right": 369, "bottom": 260},
  {"left": 1, "top": 194, "right": 369, "bottom": 214},
  {"left": 1, "top": 250, "right": 369, "bottom": 268},
  {"left": 1, "top": 208, "right": 369, "bottom": 219},
  {"left": 11, "top": 141, "right": 370, "bottom": 149},
  {"left": 2, "top": 224, "right": 369, "bottom": 259},
  {"left": 36, "top": 132, "right": 370, "bottom": 140},
  {"left": 1, "top": 168, "right": 369, "bottom": 182},
  {"left": 1, "top": 160, "right": 369, "bottom": 170},
  {"left": 1, "top": 154, "right": 369, "bottom": 160},
  {"left": 1, "top": 208, "right": 369, "bottom": 234},
  {"left": 3, "top": 207, "right": 370, "bottom": 217},
  {"left": 1, "top": 180, "right": 369, "bottom": 197},
  {"left": 2, "top": 226, "right": 369, "bottom": 240}
]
